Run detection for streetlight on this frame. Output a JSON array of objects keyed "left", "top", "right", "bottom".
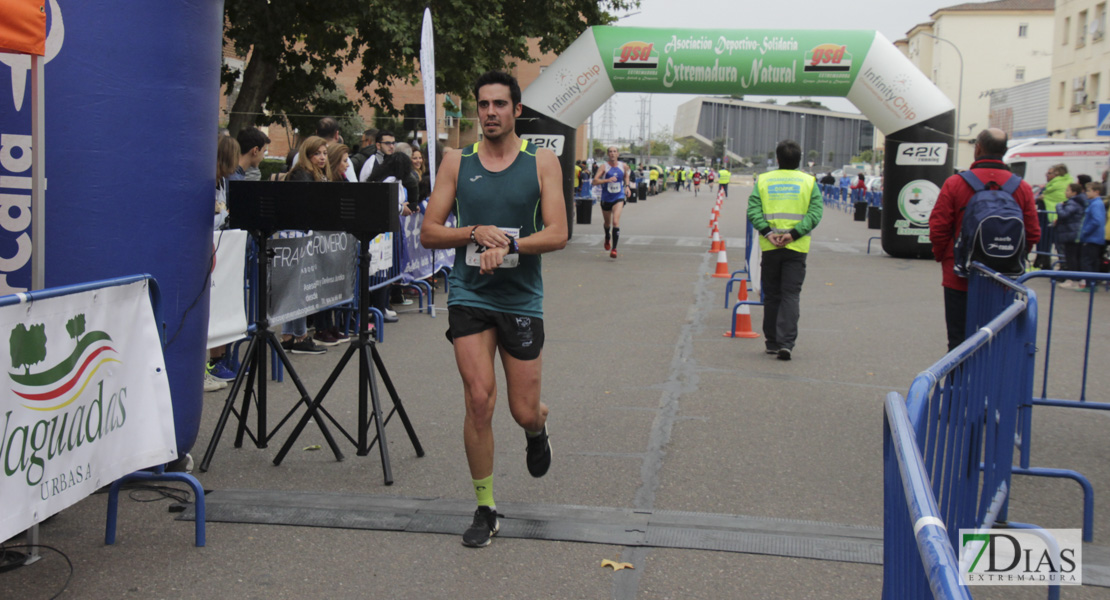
[{"left": 920, "top": 32, "right": 962, "bottom": 165}]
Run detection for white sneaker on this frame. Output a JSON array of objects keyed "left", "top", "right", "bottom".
[
  {"left": 204, "top": 370, "right": 227, "bottom": 392},
  {"left": 385, "top": 308, "right": 398, "bottom": 318}
]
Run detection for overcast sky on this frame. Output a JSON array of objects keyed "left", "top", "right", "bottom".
[{"left": 596, "top": 0, "right": 970, "bottom": 142}]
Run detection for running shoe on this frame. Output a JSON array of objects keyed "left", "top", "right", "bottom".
[
  {"left": 462, "top": 506, "right": 500, "bottom": 548},
  {"left": 203, "top": 369, "right": 227, "bottom": 392},
  {"left": 525, "top": 424, "right": 552, "bottom": 478},
  {"left": 777, "top": 348, "right": 792, "bottom": 361},
  {"left": 313, "top": 330, "right": 341, "bottom": 346},
  {"left": 328, "top": 327, "right": 351, "bottom": 343},
  {"left": 610, "top": 249, "right": 618, "bottom": 259},
  {"left": 765, "top": 348, "right": 779, "bottom": 355},
  {"left": 207, "top": 360, "right": 237, "bottom": 381},
  {"left": 289, "top": 338, "right": 327, "bottom": 355},
  {"left": 604, "top": 239, "right": 611, "bottom": 251}
]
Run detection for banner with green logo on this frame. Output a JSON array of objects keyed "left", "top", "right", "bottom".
[
  {"left": 0, "top": 280, "right": 176, "bottom": 541},
  {"left": 593, "top": 27, "right": 874, "bottom": 97}
]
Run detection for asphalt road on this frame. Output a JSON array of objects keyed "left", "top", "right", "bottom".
[{"left": 3, "top": 181, "right": 1109, "bottom": 600}]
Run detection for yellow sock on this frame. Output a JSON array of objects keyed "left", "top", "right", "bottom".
[{"left": 473, "top": 475, "right": 494, "bottom": 508}]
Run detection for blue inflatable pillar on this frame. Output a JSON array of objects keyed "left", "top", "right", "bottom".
[{"left": 39, "top": 1, "right": 224, "bottom": 456}]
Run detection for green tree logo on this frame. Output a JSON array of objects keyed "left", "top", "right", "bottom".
[
  {"left": 66, "top": 314, "right": 86, "bottom": 342},
  {"left": 10, "top": 323, "right": 48, "bottom": 375}
]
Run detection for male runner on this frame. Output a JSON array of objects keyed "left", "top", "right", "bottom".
[
  {"left": 692, "top": 169, "right": 702, "bottom": 196},
  {"left": 593, "top": 146, "right": 631, "bottom": 259},
  {"left": 421, "top": 71, "right": 566, "bottom": 548}
]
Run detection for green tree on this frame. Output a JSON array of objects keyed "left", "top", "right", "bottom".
[
  {"left": 807, "top": 149, "right": 818, "bottom": 163},
  {"left": 222, "top": 0, "right": 638, "bottom": 137},
  {"left": 674, "top": 138, "right": 707, "bottom": 163},
  {"left": 10, "top": 323, "right": 47, "bottom": 374},
  {"left": 858, "top": 149, "right": 874, "bottom": 163},
  {"left": 66, "top": 314, "right": 86, "bottom": 342},
  {"left": 827, "top": 150, "right": 835, "bottom": 164},
  {"left": 712, "top": 137, "right": 726, "bottom": 161},
  {"left": 786, "top": 99, "right": 829, "bottom": 111}
]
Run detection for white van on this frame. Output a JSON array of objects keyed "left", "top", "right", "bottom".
[{"left": 1003, "top": 138, "right": 1109, "bottom": 186}]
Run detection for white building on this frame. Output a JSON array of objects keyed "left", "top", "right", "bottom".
[
  {"left": 898, "top": 0, "right": 1055, "bottom": 168},
  {"left": 1046, "top": 0, "right": 1110, "bottom": 138}
]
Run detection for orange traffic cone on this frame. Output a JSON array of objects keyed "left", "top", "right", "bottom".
[
  {"left": 711, "top": 244, "right": 731, "bottom": 278},
  {"left": 724, "top": 279, "right": 760, "bottom": 338},
  {"left": 717, "top": 188, "right": 725, "bottom": 202},
  {"left": 708, "top": 227, "right": 723, "bottom": 253}
]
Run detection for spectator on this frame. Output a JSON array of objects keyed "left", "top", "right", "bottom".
[
  {"left": 214, "top": 135, "right": 239, "bottom": 231},
  {"left": 327, "top": 143, "right": 351, "bottom": 182},
  {"left": 360, "top": 129, "right": 396, "bottom": 182},
  {"left": 207, "top": 135, "right": 241, "bottom": 392},
  {"left": 232, "top": 127, "right": 270, "bottom": 181},
  {"left": 929, "top": 128, "right": 1040, "bottom": 351},
  {"left": 279, "top": 136, "right": 331, "bottom": 354},
  {"left": 349, "top": 129, "right": 378, "bottom": 180},
  {"left": 1078, "top": 181, "right": 1107, "bottom": 290},
  {"left": 1054, "top": 182, "right": 1087, "bottom": 288}
]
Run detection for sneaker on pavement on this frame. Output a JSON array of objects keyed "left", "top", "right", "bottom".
[
  {"left": 610, "top": 249, "right": 618, "bottom": 259},
  {"left": 203, "top": 370, "right": 227, "bottom": 392},
  {"left": 328, "top": 327, "right": 350, "bottom": 343},
  {"left": 207, "top": 360, "right": 237, "bottom": 381},
  {"left": 313, "top": 330, "right": 341, "bottom": 346},
  {"left": 525, "top": 424, "right": 552, "bottom": 478},
  {"left": 765, "top": 348, "right": 779, "bottom": 355},
  {"left": 461, "top": 506, "right": 500, "bottom": 548},
  {"left": 280, "top": 337, "right": 295, "bottom": 351},
  {"left": 385, "top": 308, "right": 398, "bottom": 318},
  {"left": 777, "top": 348, "right": 792, "bottom": 361},
  {"left": 604, "top": 239, "right": 611, "bottom": 251},
  {"left": 289, "top": 338, "right": 327, "bottom": 355}
]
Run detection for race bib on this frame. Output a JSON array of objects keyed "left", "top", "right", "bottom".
[
  {"left": 607, "top": 182, "right": 622, "bottom": 194},
  {"left": 465, "top": 227, "right": 520, "bottom": 269}
]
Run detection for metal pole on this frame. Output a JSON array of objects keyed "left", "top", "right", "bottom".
[{"left": 922, "top": 32, "right": 963, "bottom": 165}]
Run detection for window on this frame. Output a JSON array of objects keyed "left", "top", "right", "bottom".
[
  {"left": 1096, "top": 3, "right": 1107, "bottom": 41},
  {"left": 1018, "top": 23, "right": 1028, "bottom": 38},
  {"left": 1015, "top": 67, "right": 1025, "bottom": 82},
  {"left": 1078, "top": 10, "right": 1088, "bottom": 47},
  {"left": 1064, "top": 16, "right": 1071, "bottom": 45},
  {"left": 1059, "top": 81, "right": 1067, "bottom": 109},
  {"left": 1091, "top": 73, "right": 1101, "bottom": 105}
]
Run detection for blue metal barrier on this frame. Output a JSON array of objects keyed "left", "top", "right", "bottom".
[
  {"left": 1009, "top": 269, "right": 1110, "bottom": 542},
  {"left": 883, "top": 265, "right": 1054, "bottom": 598}
]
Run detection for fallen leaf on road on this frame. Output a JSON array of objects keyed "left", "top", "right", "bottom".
[
  {"left": 303, "top": 445, "right": 321, "bottom": 451},
  {"left": 601, "top": 559, "right": 634, "bottom": 571}
]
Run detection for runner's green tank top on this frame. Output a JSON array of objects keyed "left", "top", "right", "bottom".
[{"left": 448, "top": 139, "right": 544, "bottom": 318}]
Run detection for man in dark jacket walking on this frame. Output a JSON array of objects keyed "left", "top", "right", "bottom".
[{"left": 929, "top": 128, "right": 1041, "bottom": 351}]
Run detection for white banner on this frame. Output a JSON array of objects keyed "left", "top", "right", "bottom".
[
  {"left": 0, "top": 280, "right": 177, "bottom": 542},
  {"left": 207, "top": 229, "right": 248, "bottom": 348},
  {"left": 521, "top": 28, "right": 615, "bottom": 128},
  {"left": 846, "top": 31, "right": 954, "bottom": 135},
  {"left": 421, "top": 8, "right": 437, "bottom": 194}
]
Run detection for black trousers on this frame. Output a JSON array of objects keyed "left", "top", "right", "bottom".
[
  {"left": 943, "top": 287, "right": 967, "bottom": 352},
  {"left": 761, "top": 248, "right": 807, "bottom": 351}
]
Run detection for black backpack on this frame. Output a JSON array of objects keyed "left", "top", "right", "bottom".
[{"left": 953, "top": 171, "right": 1027, "bottom": 278}]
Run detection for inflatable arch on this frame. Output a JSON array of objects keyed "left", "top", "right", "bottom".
[
  {"left": 0, "top": 0, "right": 225, "bottom": 457},
  {"left": 516, "top": 27, "right": 956, "bottom": 259}
]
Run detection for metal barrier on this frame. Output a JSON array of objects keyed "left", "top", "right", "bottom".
[
  {"left": 882, "top": 265, "right": 1050, "bottom": 598},
  {"left": 1009, "top": 269, "right": 1110, "bottom": 543}
]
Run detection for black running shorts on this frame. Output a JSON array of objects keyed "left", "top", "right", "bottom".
[
  {"left": 445, "top": 305, "right": 545, "bottom": 361},
  {"left": 600, "top": 200, "right": 625, "bottom": 212}
]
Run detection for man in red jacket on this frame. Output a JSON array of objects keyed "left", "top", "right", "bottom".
[{"left": 929, "top": 128, "right": 1041, "bottom": 351}]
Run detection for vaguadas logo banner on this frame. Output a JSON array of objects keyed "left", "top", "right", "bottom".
[{"left": 8, "top": 314, "right": 120, "bottom": 411}]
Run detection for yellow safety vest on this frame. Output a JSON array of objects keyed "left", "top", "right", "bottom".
[
  {"left": 718, "top": 169, "right": 731, "bottom": 184},
  {"left": 756, "top": 169, "right": 816, "bottom": 253},
  {"left": 649, "top": 169, "right": 658, "bottom": 181}
]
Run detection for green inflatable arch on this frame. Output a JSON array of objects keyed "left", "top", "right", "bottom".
[{"left": 517, "top": 26, "right": 956, "bottom": 258}]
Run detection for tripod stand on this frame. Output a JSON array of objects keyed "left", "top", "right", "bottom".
[
  {"left": 273, "top": 233, "right": 424, "bottom": 484},
  {"left": 200, "top": 230, "right": 344, "bottom": 472}
]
